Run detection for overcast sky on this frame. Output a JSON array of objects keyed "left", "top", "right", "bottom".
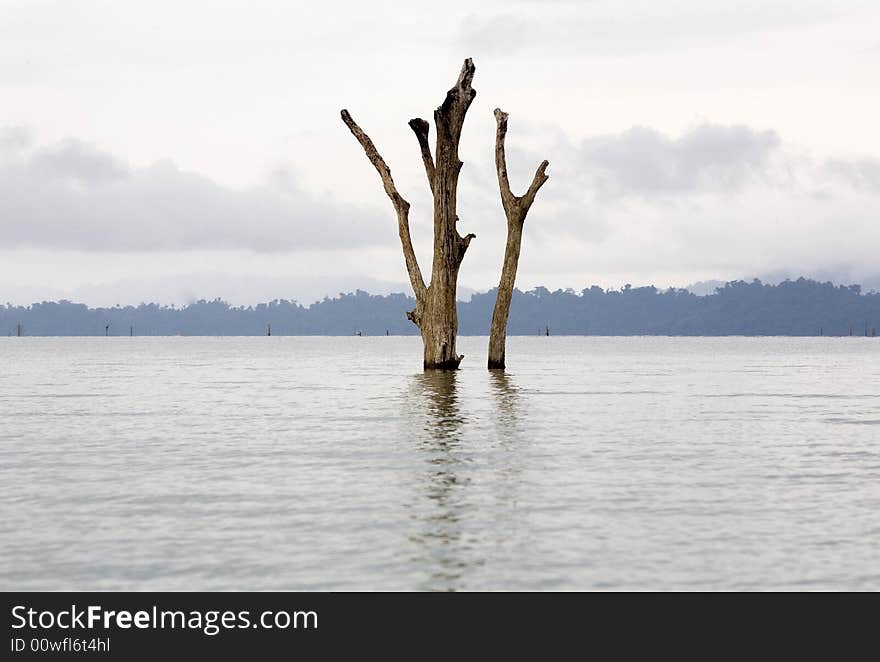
[{"left": 2, "top": 0, "right": 879, "bottom": 305}]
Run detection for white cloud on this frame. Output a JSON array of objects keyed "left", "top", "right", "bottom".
[
  {"left": 575, "top": 124, "right": 781, "bottom": 197},
  {"left": 824, "top": 158, "right": 880, "bottom": 192},
  {"left": 0, "top": 126, "right": 32, "bottom": 150},
  {"left": 0, "top": 132, "right": 386, "bottom": 252},
  {"left": 458, "top": 2, "right": 837, "bottom": 57}
]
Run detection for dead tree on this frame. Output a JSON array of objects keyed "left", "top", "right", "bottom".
[
  {"left": 341, "top": 59, "right": 477, "bottom": 369},
  {"left": 487, "top": 108, "right": 550, "bottom": 369}
]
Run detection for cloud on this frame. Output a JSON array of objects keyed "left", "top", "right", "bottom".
[
  {"left": 824, "top": 158, "right": 880, "bottom": 192},
  {"left": 452, "top": 119, "right": 880, "bottom": 296},
  {"left": 29, "top": 139, "right": 130, "bottom": 183},
  {"left": 0, "top": 134, "right": 386, "bottom": 252},
  {"left": 0, "top": 126, "right": 32, "bottom": 151},
  {"left": 458, "top": 15, "right": 529, "bottom": 56},
  {"left": 2, "top": 119, "right": 879, "bottom": 304},
  {"left": 458, "top": 2, "right": 836, "bottom": 57},
  {"left": 575, "top": 124, "right": 782, "bottom": 197}
]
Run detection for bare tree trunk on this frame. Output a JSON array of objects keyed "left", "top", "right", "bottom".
[
  {"left": 341, "top": 60, "right": 477, "bottom": 369},
  {"left": 488, "top": 108, "right": 549, "bottom": 370}
]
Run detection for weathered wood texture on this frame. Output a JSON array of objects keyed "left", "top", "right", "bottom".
[
  {"left": 488, "top": 108, "right": 549, "bottom": 370},
  {"left": 342, "top": 59, "right": 477, "bottom": 369}
]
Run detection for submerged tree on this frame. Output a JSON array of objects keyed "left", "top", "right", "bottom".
[
  {"left": 341, "top": 59, "right": 477, "bottom": 369},
  {"left": 487, "top": 108, "right": 550, "bottom": 370}
]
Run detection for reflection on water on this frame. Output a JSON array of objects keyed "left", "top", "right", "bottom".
[
  {"left": 405, "top": 370, "right": 529, "bottom": 590},
  {"left": 406, "top": 371, "right": 469, "bottom": 590},
  {"left": 490, "top": 370, "right": 520, "bottom": 432},
  {"left": 412, "top": 370, "right": 465, "bottom": 443}
]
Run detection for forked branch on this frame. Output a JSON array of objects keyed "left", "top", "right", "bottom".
[{"left": 494, "top": 108, "right": 549, "bottom": 224}]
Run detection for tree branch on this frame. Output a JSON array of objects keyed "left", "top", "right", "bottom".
[
  {"left": 341, "top": 109, "right": 407, "bottom": 213},
  {"left": 408, "top": 118, "right": 435, "bottom": 193},
  {"left": 493, "top": 108, "right": 516, "bottom": 216},
  {"left": 457, "top": 231, "right": 476, "bottom": 261},
  {"left": 521, "top": 160, "right": 550, "bottom": 210},
  {"left": 341, "top": 109, "right": 427, "bottom": 303},
  {"left": 493, "top": 107, "right": 550, "bottom": 223}
]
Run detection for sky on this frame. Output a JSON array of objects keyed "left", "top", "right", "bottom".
[{"left": 2, "top": 0, "right": 879, "bottom": 305}]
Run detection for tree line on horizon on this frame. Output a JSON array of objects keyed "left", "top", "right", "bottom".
[{"left": 3, "top": 278, "right": 879, "bottom": 338}]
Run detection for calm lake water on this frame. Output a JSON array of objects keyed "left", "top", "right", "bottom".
[{"left": 1, "top": 336, "right": 878, "bottom": 590}]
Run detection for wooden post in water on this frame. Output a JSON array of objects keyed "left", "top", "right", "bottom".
[{"left": 17, "top": 323, "right": 22, "bottom": 337}]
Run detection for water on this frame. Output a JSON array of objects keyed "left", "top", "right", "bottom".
[{"left": 1, "top": 336, "right": 878, "bottom": 590}]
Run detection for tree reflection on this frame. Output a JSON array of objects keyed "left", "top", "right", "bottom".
[
  {"left": 489, "top": 370, "right": 520, "bottom": 432},
  {"left": 405, "top": 370, "right": 469, "bottom": 590},
  {"left": 413, "top": 370, "right": 465, "bottom": 443},
  {"left": 402, "top": 370, "right": 526, "bottom": 590}
]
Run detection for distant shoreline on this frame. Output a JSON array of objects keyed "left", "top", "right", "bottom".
[
  {"left": 3, "top": 278, "right": 879, "bottom": 338},
  {"left": 4, "top": 334, "right": 879, "bottom": 338}
]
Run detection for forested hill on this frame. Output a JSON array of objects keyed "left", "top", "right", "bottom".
[{"left": 3, "top": 278, "right": 879, "bottom": 337}]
